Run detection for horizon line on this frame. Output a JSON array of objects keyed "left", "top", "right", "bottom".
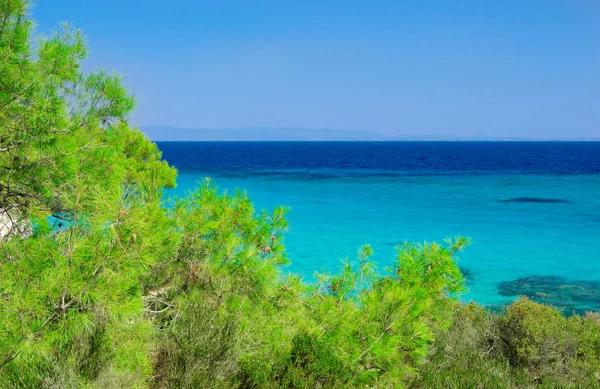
[{"left": 140, "top": 125, "right": 599, "bottom": 142}]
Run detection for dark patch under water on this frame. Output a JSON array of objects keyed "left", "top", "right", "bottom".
[
  {"left": 459, "top": 266, "right": 476, "bottom": 285},
  {"left": 498, "top": 275, "right": 600, "bottom": 314},
  {"left": 499, "top": 197, "right": 572, "bottom": 204}
]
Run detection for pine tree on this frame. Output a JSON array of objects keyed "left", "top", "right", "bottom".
[{"left": 0, "top": 1, "right": 176, "bottom": 386}]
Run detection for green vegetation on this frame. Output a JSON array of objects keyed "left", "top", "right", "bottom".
[{"left": 1, "top": 2, "right": 599, "bottom": 388}]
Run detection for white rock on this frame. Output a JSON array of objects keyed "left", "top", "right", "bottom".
[{"left": 0, "top": 208, "right": 32, "bottom": 241}]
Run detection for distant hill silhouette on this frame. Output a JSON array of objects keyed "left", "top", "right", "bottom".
[
  {"left": 141, "top": 126, "right": 386, "bottom": 141},
  {"left": 141, "top": 126, "right": 600, "bottom": 142}
]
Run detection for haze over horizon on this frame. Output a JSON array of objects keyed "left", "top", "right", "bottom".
[
  {"left": 142, "top": 125, "right": 600, "bottom": 141},
  {"left": 34, "top": 1, "right": 599, "bottom": 139}
]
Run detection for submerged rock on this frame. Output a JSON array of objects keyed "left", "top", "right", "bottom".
[
  {"left": 499, "top": 197, "right": 572, "bottom": 204},
  {"left": 498, "top": 275, "right": 600, "bottom": 315},
  {"left": 459, "top": 266, "right": 475, "bottom": 285}
]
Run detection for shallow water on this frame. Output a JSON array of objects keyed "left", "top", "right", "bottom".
[{"left": 158, "top": 142, "right": 600, "bottom": 312}]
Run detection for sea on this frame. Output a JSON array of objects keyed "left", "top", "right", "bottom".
[{"left": 157, "top": 141, "right": 600, "bottom": 313}]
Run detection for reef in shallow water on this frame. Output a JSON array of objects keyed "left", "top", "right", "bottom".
[
  {"left": 499, "top": 197, "right": 572, "bottom": 204},
  {"left": 497, "top": 275, "right": 600, "bottom": 315},
  {"left": 459, "top": 266, "right": 475, "bottom": 285}
]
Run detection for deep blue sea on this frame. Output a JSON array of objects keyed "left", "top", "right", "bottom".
[{"left": 157, "top": 142, "right": 600, "bottom": 313}]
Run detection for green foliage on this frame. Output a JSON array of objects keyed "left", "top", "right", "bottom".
[
  {"left": 415, "top": 301, "right": 600, "bottom": 388},
  {"left": 0, "top": 1, "right": 176, "bottom": 387},
  {"left": 293, "top": 238, "right": 469, "bottom": 387},
  {"left": 149, "top": 206, "right": 470, "bottom": 388},
  {"left": 415, "top": 303, "right": 529, "bottom": 388},
  {"left": 149, "top": 182, "right": 299, "bottom": 388},
  {"left": 152, "top": 295, "right": 240, "bottom": 388},
  {"left": 276, "top": 333, "right": 350, "bottom": 388},
  {"left": 500, "top": 298, "right": 600, "bottom": 385}
]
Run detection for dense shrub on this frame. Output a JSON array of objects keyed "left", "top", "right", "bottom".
[
  {"left": 415, "top": 300, "right": 600, "bottom": 388},
  {"left": 500, "top": 298, "right": 600, "bottom": 386},
  {"left": 152, "top": 295, "right": 240, "bottom": 388}
]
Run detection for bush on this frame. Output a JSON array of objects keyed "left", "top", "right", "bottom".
[
  {"left": 500, "top": 298, "right": 600, "bottom": 386},
  {"left": 414, "top": 303, "right": 530, "bottom": 388},
  {"left": 415, "top": 300, "right": 600, "bottom": 388},
  {"left": 152, "top": 295, "right": 240, "bottom": 388}
]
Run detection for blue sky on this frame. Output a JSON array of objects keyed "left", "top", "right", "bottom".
[{"left": 33, "top": 0, "right": 599, "bottom": 138}]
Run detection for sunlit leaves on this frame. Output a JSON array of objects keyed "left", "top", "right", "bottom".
[{"left": 0, "top": 1, "right": 176, "bottom": 386}]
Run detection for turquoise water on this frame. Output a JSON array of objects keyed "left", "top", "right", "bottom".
[
  {"left": 159, "top": 142, "right": 600, "bottom": 312},
  {"left": 172, "top": 172, "right": 600, "bottom": 308}
]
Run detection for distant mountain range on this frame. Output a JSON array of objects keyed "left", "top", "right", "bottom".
[
  {"left": 142, "top": 126, "right": 386, "bottom": 141},
  {"left": 141, "top": 126, "right": 600, "bottom": 142}
]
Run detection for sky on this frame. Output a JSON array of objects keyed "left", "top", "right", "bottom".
[{"left": 33, "top": 0, "right": 600, "bottom": 138}]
